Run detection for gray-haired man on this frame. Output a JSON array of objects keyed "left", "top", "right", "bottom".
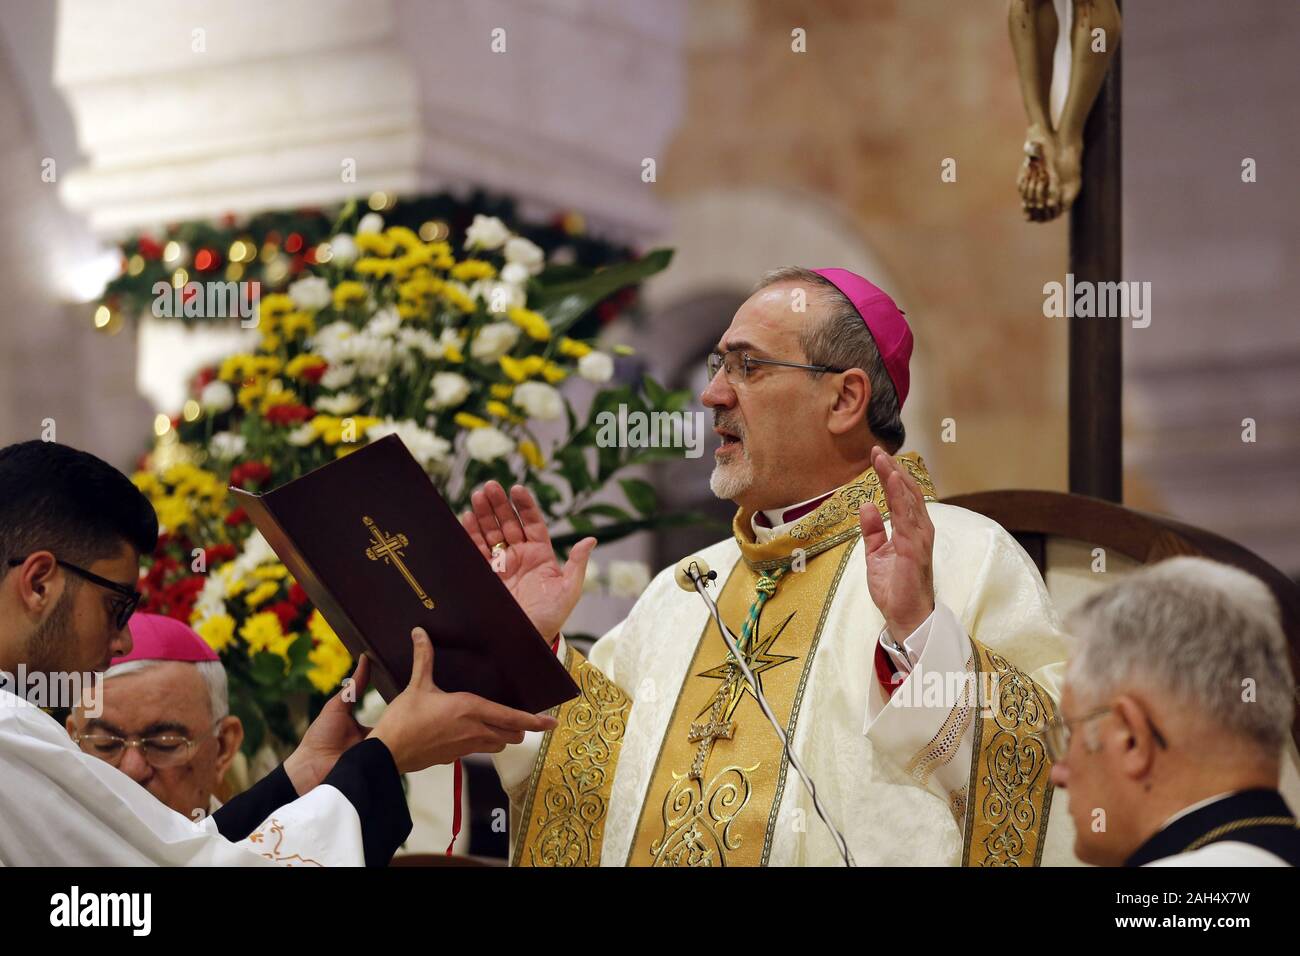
[{"left": 1049, "top": 557, "right": 1299, "bottom": 866}]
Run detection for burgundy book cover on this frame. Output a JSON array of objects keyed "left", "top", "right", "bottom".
[{"left": 230, "top": 434, "right": 578, "bottom": 713}]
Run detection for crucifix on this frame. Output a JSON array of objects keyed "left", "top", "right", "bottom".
[
  {"left": 688, "top": 666, "right": 737, "bottom": 780},
  {"left": 1009, "top": 0, "right": 1124, "bottom": 502},
  {"left": 363, "top": 514, "right": 436, "bottom": 609}
]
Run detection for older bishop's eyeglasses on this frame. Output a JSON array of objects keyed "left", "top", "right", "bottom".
[
  {"left": 1045, "top": 706, "right": 1169, "bottom": 762},
  {"left": 706, "top": 350, "right": 844, "bottom": 385},
  {"left": 73, "top": 721, "right": 222, "bottom": 769}
]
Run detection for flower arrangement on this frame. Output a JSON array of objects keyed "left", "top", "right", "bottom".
[{"left": 131, "top": 208, "right": 693, "bottom": 757}]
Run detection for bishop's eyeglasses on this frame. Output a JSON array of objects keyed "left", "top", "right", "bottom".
[
  {"left": 72, "top": 721, "right": 222, "bottom": 770},
  {"left": 5, "top": 556, "right": 142, "bottom": 630},
  {"left": 1045, "top": 705, "right": 1169, "bottom": 762},
  {"left": 706, "top": 350, "right": 844, "bottom": 385}
]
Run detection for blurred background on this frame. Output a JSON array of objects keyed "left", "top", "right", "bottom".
[{"left": 1, "top": 0, "right": 1297, "bottom": 857}]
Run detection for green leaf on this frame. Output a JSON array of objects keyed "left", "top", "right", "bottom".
[
  {"left": 556, "top": 445, "right": 592, "bottom": 494},
  {"left": 533, "top": 249, "right": 673, "bottom": 337},
  {"left": 574, "top": 503, "right": 634, "bottom": 523},
  {"left": 250, "top": 651, "right": 287, "bottom": 687},
  {"left": 618, "top": 477, "right": 657, "bottom": 516}
]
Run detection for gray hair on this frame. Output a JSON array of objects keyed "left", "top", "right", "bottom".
[
  {"left": 1065, "top": 556, "right": 1295, "bottom": 755},
  {"left": 751, "top": 266, "right": 906, "bottom": 452},
  {"left": 100, "top": 658, "right": 230, "bottom": 722}
]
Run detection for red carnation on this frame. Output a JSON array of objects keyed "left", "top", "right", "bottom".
[
  {"left": 263, "top": 404, "right": 315, "bottom": 426},
  {"left": 269, "top": 600, "right": 299, "bottom": 630},
  {"left": 206, "top": 543, "right": 237, "bottom": 563},
  {"left": 299, "top": 363, "right": 327, "bottom": 384},
  {"left": 288, "top": 583, "right": 309, "bottom": 606},
  {"left": 229, "top": 461, "right": 273, "bottom": 489},
  {"left": 225, "top": 507, "right": 249, "bottom": 527}
]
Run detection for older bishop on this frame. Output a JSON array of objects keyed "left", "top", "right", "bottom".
[{"left": 462, "top": 266, "right": 1077, "bottom": 867}]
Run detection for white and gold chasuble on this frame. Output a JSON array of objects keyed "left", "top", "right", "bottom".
[{"left": 496, "top": 455, "right": 1077, "bottom": 866}]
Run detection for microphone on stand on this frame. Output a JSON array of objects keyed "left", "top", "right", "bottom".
[{"left": 674, "top": 556, "right": 856, "bottom": 867}]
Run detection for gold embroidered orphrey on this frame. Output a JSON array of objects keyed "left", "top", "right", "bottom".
[
  {"left": 362, "top": 515, "right": 435, "bottom": 609},
  {"left": 512, "top": 644, "right": 631, "bottom": 867},
  {"left": 960, "top": 641, "right": 1057, "bottom": 866},
  {"left": 627, "top": 455, "right": 936, "bottom": 866}
]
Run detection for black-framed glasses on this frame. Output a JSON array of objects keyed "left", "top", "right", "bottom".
[
  {"left": 72, "top": 720, "right": 222, "bottom": 770},
  {"left": 707, "top": 350, "right": 844, "bottom": 384},
  {"left": 6, "top": 556, "right": 142, "bottom": 630},
  {"left": 1045, "top": 705, "right": 1169, "bottom": 762}
]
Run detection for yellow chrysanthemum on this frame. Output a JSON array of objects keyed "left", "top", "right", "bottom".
[
  {"left": 454, "top": 412, "right": 490, "bottom": 430},
  {"left": 558, "top": 336, "right": 592, "bottom": 358},
  {"left": 353, "top": 257, "right": 394, "bottom": 278},
  {"left": 280, "top": 311, "right": 316, "bottom": 339},
  {"left": 240, "top": 611, "right": 294, "bottom": 659},
  {"left": 519, "top": 440, "right": 545, "bottom": 470},
  {"left": 489, "top": 383, "right": 514, "bottom": 399},
  {"left": 485, "top": 400, "right": 512, "bottom": 419},
  {"left": 285, "top": 354, "right": 327, "bottom": 380},
  {"left": 355, "top": 233, "right": 397, "bottom": 257},
  {"left": 440, "top": 284, "right": 476, "bottom": 314},
  {"left": 506, "top": 306, "right": 550, "bottom": 341},
  {"left": 450, "top": 259, "right": 496, "bottom": 282},
  {"left": 196, "top": 614, "right": 237, "bottom": 654},
  {"left": 332, "top": 281, "right": 367, "bottom": 310},
  {"left": 258, "top": 294, "right": 296, "bottom": 321},
  {"left": 541, "top": 361, "right": 568, "bottom": 384},
  {"left": 243, "top": 580, "right": 280, "bottom": 609}
]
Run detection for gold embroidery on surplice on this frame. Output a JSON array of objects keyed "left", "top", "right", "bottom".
[
  {"left": 626, "top": 533, "right": 858, "bottom": 866},
  {"left": 512, "top": 645, "right": 630, "bottom": 867},
  {"left": 961, "top": 641, "right": 1057, "bottom": 866},
  {"left": 626, "top": 453, "right": 936, "bottom": 866},
  {"left": 247, "top": 819, "right": 324, "bottom": 867}
]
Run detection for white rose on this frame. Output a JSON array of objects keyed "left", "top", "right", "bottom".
[
  {"left": 329, "top": 233, "right": 358, "bottom": 265},
  {"left": 208, "top": 431, "right": 245, "bottom": 460},
  {"left": 464, "top": 214, "right": 510, "bottom": 251},
  {"left": 504, "top": 236, "right": 545, "bottom": 275},
  {"left": 427, "top": 372, "right": 471, "bottom": 410},
  {"left": 315, "top": 392, "right": 363, "bottom": 415},
  {"left": 357, "top": 213, "right": 384, "bottom": 235},
  {"left": 513, "top": 381, "right": 564, "bottom": 421},
  {"left": 199, "top": 380, "right": 234, "bottom": 413},
  {"left": 608, "top": 560, "right": 651, "bottom": 599},
  {"left": 500, "top": 261, "right": 530, "bottom": 286},
  {"left": 470, "top": 321, "right": 521, "bottom": 362},
  {"left": 320, "top": 364, "right": 356, "bottom": 389},
  {"left": 366, "top": 419, "right": 452, "bottom": 470},
  {"left": 578, "top": 351, "right": 615, "bottom": 383},
  {"left": 288, "top": 275, "right": 332, "bottom": 312},
  {"left": 366, "top": 306, "right": 401, "bottom": 338},
  {"left": 287, "top": 423, "right": 318, "bottom": 446},
  {"left": 465, "top": 426, "right": 515, "bottom": 463}
]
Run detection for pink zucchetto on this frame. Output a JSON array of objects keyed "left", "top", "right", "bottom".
[
  {"left": 812, "top": 268, "right": 912, "bottom": 409},
  {"left": 113, "top": 612, "right": 220, "bottom": 665}
]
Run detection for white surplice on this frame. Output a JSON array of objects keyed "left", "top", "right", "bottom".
[
  {"left": 0, "top": 689, "right": 366, "bottom": 866},
  {"left": 496, "top": 500, "right": 1080, "bottom": 865}
]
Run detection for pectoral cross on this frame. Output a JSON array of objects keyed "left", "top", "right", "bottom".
[
  {"left": 363, "top": 515, "right": 435, "bottom": 609},
  {"left": 688, "top": 670, "right": 737, "bottom": 780}
]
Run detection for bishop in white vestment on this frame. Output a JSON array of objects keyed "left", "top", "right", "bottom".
[{"left": 462, "top": 267, "right": 1078, "bottom": 866}]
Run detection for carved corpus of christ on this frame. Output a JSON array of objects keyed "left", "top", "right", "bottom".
[{"left": 1008, "top": 0, "right": 1121, "bottom": 222}]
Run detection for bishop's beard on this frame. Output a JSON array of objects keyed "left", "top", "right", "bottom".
[{"left": 709, "top": 415, "right": 754, "bottom": 500}]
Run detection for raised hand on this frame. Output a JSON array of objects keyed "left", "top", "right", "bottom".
[
  {"left": 859, "top": 446, "right": 936, "bottom": 645},
  {"left": 460, "top": 480, "right": 596, "bottom": 643},
  {"left": 368, "top": 627, "right": 557, "bottom": 774}
]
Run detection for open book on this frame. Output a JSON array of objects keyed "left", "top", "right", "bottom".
[{"left": 231, "top": 434, "right": 578, "bottom": 713}]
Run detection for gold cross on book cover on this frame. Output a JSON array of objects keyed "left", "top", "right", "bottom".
[{"left": 230, "top": 435, "right": 578, "bottom": 712}]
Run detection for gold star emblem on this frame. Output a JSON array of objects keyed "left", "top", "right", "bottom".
[{"left": 696, "top": 610, "right": 799, "bottom": 724}]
